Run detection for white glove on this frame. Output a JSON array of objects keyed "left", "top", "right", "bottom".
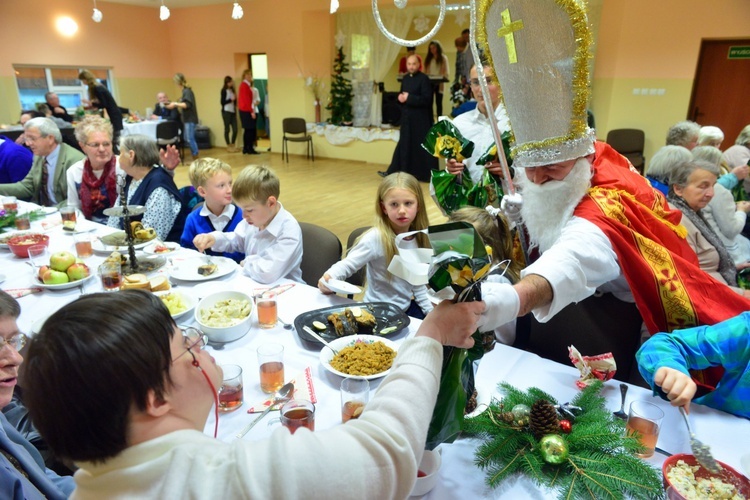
[
  {"left": 500, "top": 192, "right": 523, "bottom": 224},
  {"left": 477, "top": 281, "right": 520, "bottom": 332}
]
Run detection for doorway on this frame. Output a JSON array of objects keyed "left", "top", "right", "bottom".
[
  {"left": 248, "top": 53, "right": 269, "bottom": 140},
  {"left": 688, "top": 39, "right": 750, "bottom": 146}
]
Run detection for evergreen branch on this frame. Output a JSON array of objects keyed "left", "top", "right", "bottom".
[
  {"left": 487, "top": 443, "right": 529, "bottom": 487},
  {"left": 566, "top": 457, "right": 619, "bottom": 500}
]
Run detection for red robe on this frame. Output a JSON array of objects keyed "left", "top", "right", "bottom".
[{"left": 574, "top": 142, "right": 750, "bottom": 335}]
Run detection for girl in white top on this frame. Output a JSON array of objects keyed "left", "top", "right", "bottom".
[
  {"left": 424, "top": 40, "right": 450, "bottom": 118},
  {"left": 319, "top": 172, "right": 433, "bottom": 318},
  {"left": 448, "top": 206, "right": 523, "bottom": 345}
]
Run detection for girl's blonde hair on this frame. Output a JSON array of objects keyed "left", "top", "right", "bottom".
[
  {"left": 370, "top": 172, "right": 429, "bottom": 266},
  {"left": 78, "top": 69, "right": 100, "bottom": 101},
  {"left": 448, "top": 206, "right": 521, "bottom": 283},
  {"left": 174, "top": 73, "right": 190, "bottom": 88}
]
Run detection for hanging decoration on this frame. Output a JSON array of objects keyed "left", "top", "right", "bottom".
[
  {"left": 413, "top": 14, "right": 431, "bottom": 34},
  {"left": 159, "top": 2, "right": 170, "bottom": 21},
  {"left": 92, "top": 0, "right": 103, "bottom": 22},
  {"left": 453, "top": 10, "right": 468, "bottom": 26},
  {"left": 463, "top": 381, "right": 663, "bottom": 499},
  {"left": 334, "top": 30, "right": 347, "bottom": 50},
  {"left": 394, "top": 0, "right": 408, "bottom": 8},
  {"left": 330, "top": 0, "right": 339, "bottom": 14},
  {"left": 231, "top": 3, "right": 243, "bottom": 19}
]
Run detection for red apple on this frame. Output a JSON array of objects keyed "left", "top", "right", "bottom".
[
  {"left": 49, "top": 251, "right": 76, "bottom": 272},
  {"left": 42, "top": 269, "right": 70, "bottom": 285},
  {"left": 37, "top": 265, "right": 50, "bottom": 281},
  {"left": 66, "top": 263, "right": 90, "bottom": 282}
]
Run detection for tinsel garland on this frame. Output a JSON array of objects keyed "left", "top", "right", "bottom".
[{"left": 462, "top": 381, "right": 664, "bottom": 500}]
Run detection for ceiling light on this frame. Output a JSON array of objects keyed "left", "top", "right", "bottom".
[
  {"left": 56, "top": 16, "right": 79, "bottom": 37},
  {"left": 232, "top": 2, "right": 243, "bottom": 19},
  {"left": 330, "top": 0, "right": 339, "bottom": 14},
  {"left": 92, "top": 0, "right": 102, "bottom": 22},
  {"left": 160, "top": 2, "right": 170, "bottom": 21}
]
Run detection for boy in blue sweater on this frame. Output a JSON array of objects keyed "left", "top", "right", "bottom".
[{"left": 180, "top": 158, "right": 244, "bottom": 262}]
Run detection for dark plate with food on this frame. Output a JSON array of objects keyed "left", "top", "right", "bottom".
[{"left": 294, "top": 302, "right": 410, "bottom": 344}]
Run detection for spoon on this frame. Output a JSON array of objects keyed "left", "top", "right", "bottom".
[
  {"left": 277, "top": 318, "right": 294, "bottom": 330},
  {"left": 613, "top": 383, "right": 629, "bottom": 420},
  {"left": 236, "top": 382, "right": 294, "bottom": 439},
  {"left": 302, "top": 326, "right": 339, "bottom": 355},
  {"left": 679, "top": 406, "right": 721, "bottom": 473}
]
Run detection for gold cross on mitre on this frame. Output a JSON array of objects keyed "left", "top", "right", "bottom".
[{"left": 496, "top": 8, "right": 524, "bottom": 64}]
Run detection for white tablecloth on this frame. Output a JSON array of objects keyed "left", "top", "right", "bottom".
[
  {"left": 2, "top": 211, "right": 749, "bottom": 498},
  {"left": 122, "top": 120, "right": 160, "bottom": 140},
  {"left": 306, "top": 123, "right": 399, "bottom": 145}
]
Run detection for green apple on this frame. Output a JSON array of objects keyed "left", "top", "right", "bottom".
[
  {"left": 42, "top": 269, "right": 70, "bottom": 285},
  {"left": 66, "top": 263, "right": 90, "bottom": 281},
  {"left": 49, "top": 251, "right": 76, "bottom": 272}
]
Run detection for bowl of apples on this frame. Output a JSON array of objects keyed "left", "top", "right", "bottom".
[
  {"left": 8, "top": 233, "right": 49, "bottom": 258},
  {"left": 35, "top": 250, "right": 94, "bottom": 290}
]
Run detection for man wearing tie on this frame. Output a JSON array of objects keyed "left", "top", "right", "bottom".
[{"left": 0, "top": 118, "right": 84, "bottom": 207}]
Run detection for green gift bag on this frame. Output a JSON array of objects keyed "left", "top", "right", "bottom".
[
  {"left": 421, "top": 119, "right": 475, "bottom": 162},
  {"left": 430, "top": 169, "right": 473, "bottom": 216}
]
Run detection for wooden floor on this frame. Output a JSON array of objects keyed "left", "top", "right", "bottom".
[{"left": 173, "top": 139, "right": 448, "bottom": 247}]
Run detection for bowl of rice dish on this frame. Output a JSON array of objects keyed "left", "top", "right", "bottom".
[
  {"left": 320, "top": 335, "right": 398, "bottom": 380},
  {"left": 195, "top": 290, "right": 253, "bottom": 343},
  {"left": 663, "top": 454, "right": 750, "bottom": 500}
]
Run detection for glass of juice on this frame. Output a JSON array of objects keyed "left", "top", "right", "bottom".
[
  {"left": 14, "top": 212, "right": 31, "bottom": 230},
  {"left": 256, "top": 295, "right": 277, "bottom": 329},
  {"left": 60, "top": 205, "right": 77, "bottom": 230},
  {"left": 218, "top": 364, "right": 244, "bottom": 412},
  {"left": 341, "top": 377, "right": 369, "bottom": 423},
  {"left": 74, "top": 233, "right": 94, "bottom": 258},
  {"left": 257, "top": 343, "right": 284, "bottom": 394},
  {"left": 98, "top": 261, "right": 122, "bottom": 292},
  {"left": 280, "top": 399, "right": 315, "bottom": 434},
  {"left": 3, "top": 196, "right": 18, "bottom": 214},
  {"left": 626, "top": 400, "right": 664, "bottom": 458}
]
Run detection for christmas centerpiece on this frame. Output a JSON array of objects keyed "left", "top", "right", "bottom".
[
  {"left": 463, "top": 381, "right": 663, "bottom": 499},
  {"left": 0, "top": 208, "right": 45, "bottom": 230}
]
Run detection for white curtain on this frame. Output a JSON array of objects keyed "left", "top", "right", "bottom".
[{"left": 336, "top": 9, "right": 413, "bottom": 126}]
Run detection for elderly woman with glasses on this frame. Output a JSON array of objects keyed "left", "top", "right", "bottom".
[
  {"left": 108, "top": 134, "right": 187, "bottom": 242},
  {"left": 22, "top": 290, "right": 480, "bottom": 498},
  {"left": 67, "top": 115, "right": 120, "bottom": 223}
]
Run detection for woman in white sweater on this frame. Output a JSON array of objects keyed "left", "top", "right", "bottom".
[{"left": 23, "top": 290, "right": 481, "bottom": 499}]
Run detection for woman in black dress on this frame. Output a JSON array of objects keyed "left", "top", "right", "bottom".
[{"left": 79, "top": 69, "right": 123, "bottom": 152}]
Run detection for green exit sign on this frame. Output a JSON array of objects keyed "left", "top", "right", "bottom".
[{"left": 728, "top": 46, "right": 750, "bottom": 59}]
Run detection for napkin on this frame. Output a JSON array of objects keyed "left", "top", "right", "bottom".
[
  {"left": 568, "top": 345, "right": 617, "bottom": 389},
  {"left": 246, "top": 366, "right": 317, "bottom": 413},
  {"left": 2, "top": 287, "right": 43, "bottom": 299},
  {"left": 41, "top": 216, "right": 62, "bottom": 230},
  {"left": 252, "top": 283, "right": 295, "bottom": 299}
]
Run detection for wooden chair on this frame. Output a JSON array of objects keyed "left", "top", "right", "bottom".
[
  {"left": 606, "top": 129, "right": 646, "bottom": 174},
  {"left": 282, "top": 118, "right": 314, "bottom": 162},
  {"left": 299, "top": 222, "right": 341, "bottom": 287}
]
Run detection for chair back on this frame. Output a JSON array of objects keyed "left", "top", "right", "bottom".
[
  {"left": 346, "top": 226, "right": 370, "bottom": 287},
  {"left": 156, "top": 120, "right": 181, "bottom": 144},
  {"left": 299, "top": 222, "right": 342, "bottom": 287},
  {"left": 606, "top": 128, "right": 645, "bottom": 173},
  {"left": 283, "top": 118, "right": 307, "bottom": 136}
]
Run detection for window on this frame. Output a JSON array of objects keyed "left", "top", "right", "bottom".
[
  {"left": 351, "top": 34, "right": 371, "bottom": 71},
  {"left": 14, "top": 66, "right": 113, "bottom": 114}
]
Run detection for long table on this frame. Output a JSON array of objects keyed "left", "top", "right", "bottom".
[
  {"left": 122, "top": 120, "right": 160, "bottom": 140},
  {"left": 3, "top": 211, "right": 749, "bottom": 498}
]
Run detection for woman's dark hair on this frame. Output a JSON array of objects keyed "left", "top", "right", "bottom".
[
  {"left": 223, "top": 75, "right": 233, "bottom": 89},
  {"left": 24, "top": 290, "right": 176, "bottom": 463},
  {"left": 424, "top": 40, "right": 444, "bottom": 69}
]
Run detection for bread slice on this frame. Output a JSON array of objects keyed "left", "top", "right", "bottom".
[
  {"left": 121, "top": 273, "right": 150, "bottom": 290},
  {"left": 149, "top": 275, "right": 171, "bottom": 292}
]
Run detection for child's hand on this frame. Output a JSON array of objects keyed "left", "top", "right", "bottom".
[
  {"left": 654, "top": 367, "right": 697, "bottom": 411},
  {"left": 193, "top": 234, "right": 215, "bottom": 252},
  {"left": 318, "top": 274, "right": 334, "bottom": 294},
  {"left": 446, "top": 158, "right": 465, "bottom": 175}
]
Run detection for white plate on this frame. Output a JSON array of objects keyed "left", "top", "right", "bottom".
[
  {"left": 92, "top": 238, "right": 151, "bottom": 254},
  {"left": 319, "top": 334, "right": 398, "bottom": 381},
  {"left": 741, "top": 454, "right": 750, "bottom": 478},
  {"left": 33, "top": 273, "right": 95, "bottom": 291},
  {"left": 153, "top": 290, "right": 197, "bottom": 321},
  {"left": 0, "top": 274, "right": 5, "bottom": 284},
  {"left": 324, "top": 278, "right": 362, "bottom": 295},
  {"left": 61, "top": 221, "right": 97, "bottom": 234},
  {"left": 169, "top": 256, "right": 237, "bottom": 282},
  {"left": 143, "top": 241, "right": 181, "bottom": 255},
  {"left": 41, "top": 206, "right": 58, "bottom": 215}
]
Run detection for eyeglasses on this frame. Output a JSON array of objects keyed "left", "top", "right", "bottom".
[
  {"left": 24, "top": 135, "right": 43, "bottom": 143},
  {"left": 0, "top": 334, "right": 27, "bottom": 352},
  {"left": 85, "top": 142, "right": 112, "bottom": 149},
  {"left": 469, "top": 77, "right": 494, "bottom": 87},
  {"left": 172, "top": 327, "right": 207, "bottom": 362}
]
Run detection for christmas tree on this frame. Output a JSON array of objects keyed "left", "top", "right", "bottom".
[{"left": 327, "top": 47, "right": 353, "bottom": 126}]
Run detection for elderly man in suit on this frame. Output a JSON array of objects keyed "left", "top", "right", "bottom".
[{"left": 0, "top": 117, "right": 84, "bottom": 207}]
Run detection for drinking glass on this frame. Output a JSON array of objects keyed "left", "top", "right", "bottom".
[
  {"left": 257, "top": 295, "right": 277, "bottom": 329},
  {"left": 279, "top": 399, "right": 315, "bottom": 434},
  {"left": 626, "top": 400, "right": 664, "bottom": 458},
  {"left": 340, "top": 377, "right": 369, "bottom": 423},
  {"left": 218, "top": 364, "right": 244, "bottom": 412},
  {"left": 3, "top": 196, "right": 18, "bottom": 214},
  {"left": 60, "top": 205, "right": 77, "bottom": 230},
  {"left": 14, "top": 213, "right": 30, "bottom": 230},
  {"left": 257, "top": 343, "right": 284, "bottom": 394},
  {"left": 74, "top": 233, "right": 94, "bottom": 258},
  {"left": 28, "top": 245, "right": 49, "bottom": 271},
  {"left": 99, "top": 261, "right": 122, "bottom": 292}
]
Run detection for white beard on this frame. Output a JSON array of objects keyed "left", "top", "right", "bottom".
[{"left": 516, "top": 158, "right": 593, "bottom": 253}]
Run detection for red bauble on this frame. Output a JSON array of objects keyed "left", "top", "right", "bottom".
[{"left": 559, "top": 420, "right": 572, "bottom": 433}]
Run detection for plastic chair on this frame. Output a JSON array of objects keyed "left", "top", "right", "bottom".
[
  {"left": 606, "top": 129, "right": 645, "bottom": 174},
  {"left": 299, "top": 222, "right": 341, "bottom": 287},
  {"left": 346, "top": 226, "right": 370, "bottom": 289},
  {"left": 282, "top": 118, "right": 314, "bottom": 162},
  {"left": 156, "top": 120, "right": 183, "bottom": 160}
]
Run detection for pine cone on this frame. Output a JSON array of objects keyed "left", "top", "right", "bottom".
[
  {"left": 465, "top": 389, "right": 478, "bottom": 414},
  {"left": 530, "top": 400, "right": 560, "bottom": 439}
]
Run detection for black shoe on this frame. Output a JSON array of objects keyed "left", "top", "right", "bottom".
[
  {"left": 249, "top": 150, "right": 261, "bottom": 155},
  {"left": 377, "top": 171, "right": 388, "bottom": 178}
]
